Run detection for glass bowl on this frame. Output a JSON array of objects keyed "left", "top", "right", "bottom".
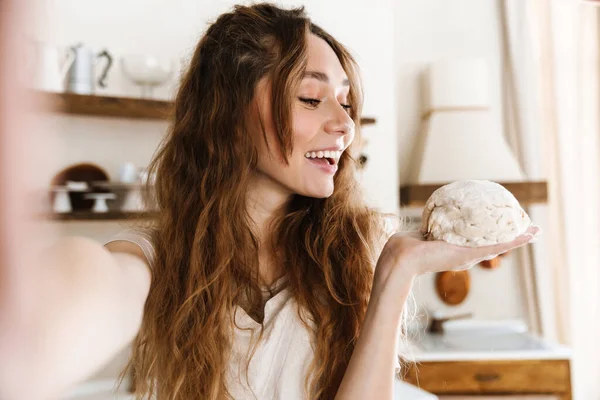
[{"left": 121, "top": 54, "right": 174, "bottom": 98}]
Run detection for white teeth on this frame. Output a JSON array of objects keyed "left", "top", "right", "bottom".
[{"left": 305, "top": 150, "right": 343, "bottom": 160}]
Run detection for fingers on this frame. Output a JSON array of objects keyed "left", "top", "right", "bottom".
[
  {"left": 470, "top": 225, "right": 541, "bottom": 260},
  {"left": 525, "top": 225, "right": 542, "bottom": 242},
  {"left": 481, "top": 238, "right": 527, "bottom": 257}
]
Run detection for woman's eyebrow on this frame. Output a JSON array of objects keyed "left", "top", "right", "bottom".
[{"left": 303, "top": 70, "right": 350, "bottom": 86}]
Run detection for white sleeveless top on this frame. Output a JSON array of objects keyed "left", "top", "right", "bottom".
[{"left": 106, "top": 230, "right": 401, "bottom": 399}]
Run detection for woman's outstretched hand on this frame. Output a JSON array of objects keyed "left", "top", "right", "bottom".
[{"left": 375, "top": 225, "right": 541, "bottom": 282}]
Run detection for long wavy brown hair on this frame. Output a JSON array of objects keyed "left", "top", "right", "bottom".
[{"left": 121, "top": 3, "right": 392, "bottom": 399}]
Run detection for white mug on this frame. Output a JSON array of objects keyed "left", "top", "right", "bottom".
[
  {"left": 119, "top": 162, "right": 138, "bottom": 184},
  {"left": 52, "top": 188, "right": 72, "bottom": 213}
]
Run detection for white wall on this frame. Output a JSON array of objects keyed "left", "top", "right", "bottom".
[
  {"left": 395, "top": 0, "right": 505, "bottom": 185},
  {"left": 394, "top": 0, "right": 528, "bottom": 323}
]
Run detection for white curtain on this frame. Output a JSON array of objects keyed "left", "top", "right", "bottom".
[
  {"left": 500, "top": 0, "right": 600, "bottom": 399},
  {"left": 499, "top": 0, "right": 547, "bottom": 337},
  {"left": 566, "top": 3, "right": 600, "bottom": 399}
]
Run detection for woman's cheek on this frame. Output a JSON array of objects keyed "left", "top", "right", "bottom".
[{"left": 292, "top": 108, "right": 320, "bottom": 143}]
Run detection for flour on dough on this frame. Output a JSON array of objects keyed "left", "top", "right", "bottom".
[{"left": 420, "top": 180, "right": 532, "bottom": 247}]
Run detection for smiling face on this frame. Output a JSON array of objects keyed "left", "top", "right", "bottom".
[{"left": 254, "top": 33, "right": 356, "bottom": 199}]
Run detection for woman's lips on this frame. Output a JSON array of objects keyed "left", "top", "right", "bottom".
[{"left": 306, "top": 157, "right": 337, "bottom": 174}]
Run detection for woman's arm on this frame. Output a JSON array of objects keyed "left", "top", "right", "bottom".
[
  {"left": 0, "top": 4, "right": 152, "bottom": 398},
  {"left": 0, "top": 238, "right": 151, "bottom": 400},
  {"left": 334, "top": 265, "right": 414, "bottom": 400},
  {"left": 335, "top": 227, "right": 539, "bottom": 400}
]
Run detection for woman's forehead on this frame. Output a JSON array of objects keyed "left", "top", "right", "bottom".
[{"left": 305, "top": 34, "right": 348, "bottom": 86}]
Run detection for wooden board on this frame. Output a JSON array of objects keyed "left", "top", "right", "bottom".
[
  {"left": 38, "top": 91, "right": 172, "bottom": 120},
  {"left": 37, "top": 91, "right": 377, "bottom": 125},
  {"left": 435, "top": 270, "right": 471, "bottom": 305},
  {"left": 41, "top": 211, "right": 157, "bottom": 221},
  {"left": 400, "top": 181, "right": 548, "bottom": 206}
]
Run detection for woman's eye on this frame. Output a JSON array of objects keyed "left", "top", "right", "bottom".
[
  {"left": 299, "top": 97, "right": 321, "bottom": 107},
  {"left": 299, "top": 97, "right": 352, "bottom": 112}
]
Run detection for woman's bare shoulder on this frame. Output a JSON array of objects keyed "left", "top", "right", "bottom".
[
  {"left": 104, "top": 229, "right": 156, "bottom": 270},
  {"left": 105, "top": 240, "right": 149, "bottom": 266}
]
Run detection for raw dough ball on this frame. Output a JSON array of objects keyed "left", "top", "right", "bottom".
[{"left": 420, "top": 180, "right": 532, "bottom": 247}]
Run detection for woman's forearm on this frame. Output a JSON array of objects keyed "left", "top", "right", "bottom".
[
  {"left": 335, "top": 267, "right": 415, "bottom": 400},
  {"left": 0, "top": 237, "right": 150, "bottom": 400}
]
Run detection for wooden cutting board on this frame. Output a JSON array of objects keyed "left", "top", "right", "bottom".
[{"left": 435, "top": 270, "right": 470, "bottom": 305}]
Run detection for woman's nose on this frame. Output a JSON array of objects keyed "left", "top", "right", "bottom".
[{"left": 324, "top": 106, "right": 355, "bottom": 136}]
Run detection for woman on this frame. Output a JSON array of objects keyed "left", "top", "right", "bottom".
[{"left": 0, "top": 3, "right": 539, "bottom": 400}]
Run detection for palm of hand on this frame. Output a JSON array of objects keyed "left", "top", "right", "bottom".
[{"left": 378, "top": 225, "right": 540, "bottom": 277}]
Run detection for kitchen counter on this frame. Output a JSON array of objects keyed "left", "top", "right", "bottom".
[
  {"left": 398, "top": 322, "right": 573, "bottom": 399},
  {"left": 61, "top": 378, "right": 438, "bottom": 400},
  {"left": 399, "top": 319, "right": 572, "bottom": 362},
  {"left": 59, "top": 379, "right": 133, "bottom": 400},
  {"left": 400, "top": 336, "right": 572, "bottom": 362},
  {"left": 395, "top": 378, "right": 439, "bottom": 399}
]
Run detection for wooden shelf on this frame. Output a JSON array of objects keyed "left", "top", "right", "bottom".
[
  {"left": 39, "top": 91, "right": 172, "bottom": 120},
  {"left": 42, "top": 211, "right": 157, "bottom": 221},
  {"left": 400, "top": 181, "right": 548, "bottom": 207},
  {"left": 39, "top": 91, "right": 377, "bottom": 125},
  {"left": 360, "top": 117, "right": 376, "bottom": 125}
]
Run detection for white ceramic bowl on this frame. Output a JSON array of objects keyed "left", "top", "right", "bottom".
[{"left": 121, "top": 54, "right": 173, "bottom": 87}]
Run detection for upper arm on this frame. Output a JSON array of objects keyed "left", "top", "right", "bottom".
[
  {"left": 105, "top": 240, "right": 151, "bottom": 268},
  {"left": 104, "top": 240, "right": 152, "bottom": 307}
]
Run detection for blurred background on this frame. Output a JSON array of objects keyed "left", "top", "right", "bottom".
[{"left": 14, "top": 0, "right": 598, "bottom": 399}]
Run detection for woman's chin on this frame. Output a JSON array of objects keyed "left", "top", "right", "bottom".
[{"left": 299, "top": 183, "right": 334, "bottom": 199}]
